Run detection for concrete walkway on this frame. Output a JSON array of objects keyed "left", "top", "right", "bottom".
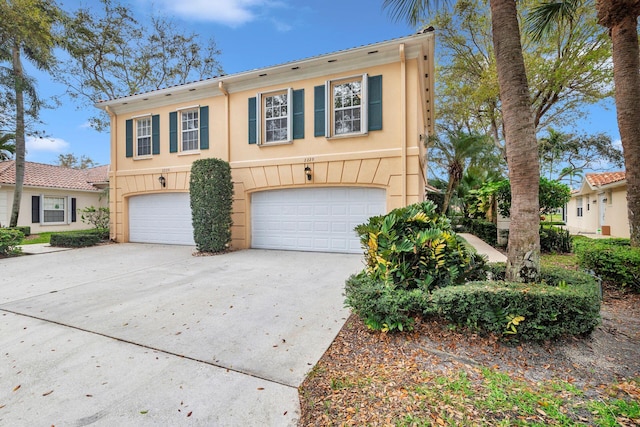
[
  {"left": 19, "top": 243, "right": 72, "bottom": 255},
  {"left": 458, "top": 233, "right": 507, "bottom": 263}
]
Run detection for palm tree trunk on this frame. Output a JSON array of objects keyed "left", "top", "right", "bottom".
[
  {"left": 490, "top": 0, "right": 541, "bottom": 281},
  {"left": 598, "top": 3, "right": 640, "bottom": 246},
  {"left": 10, "top": 42, "right": 26, "bottom": 228}
]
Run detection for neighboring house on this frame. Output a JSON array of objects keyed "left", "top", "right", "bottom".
[
  {"left": 96, "top": 31, "right": 435, "bottom": 253},
  {"left": 565, "top": 171, "right": 629, "bottom": 238},
  {"left": 0, "top": 161, "right": 109, "bottom": 233}
]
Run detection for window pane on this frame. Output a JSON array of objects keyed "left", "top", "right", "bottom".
[
  {"left": 43, "top": 197, "right": 65, "bottom": 223},
  {"left": 333, "top": 80, "right": 362, "bottom": 135},
  {"left": 264, "top": 92, "right": 289, "bottom": 143},
  {"left": 181, "top": 110, "right": 199, "bottom": 150}
]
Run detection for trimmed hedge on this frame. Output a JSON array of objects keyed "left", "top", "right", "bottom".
[
  {"left": 50, "top": 232, "right": 100, "bottom": 248},
  {"left": 430, "top": 268, "right": 601, "bottom": 341},
  {"left": 190, "top": 158, "right": 234, "bottom": 253},
  {"left": 345, "top": 272, "right": 427, "bottom": 332},
  {"left": 0, "top": 228, "right": 24, "bottom": 256},
  {"left": 574, "top": 238, "right": 640, "bottom": 292}
]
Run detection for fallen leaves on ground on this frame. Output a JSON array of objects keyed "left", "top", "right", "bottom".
[{"left": 299, "top": 286, "right": 640, "bottom": 426}]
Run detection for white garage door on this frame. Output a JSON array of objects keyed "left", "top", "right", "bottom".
[
  {"left": 251, "top": 187, "right": 386, "bottom": 253},
  {"left": 129, "top": 193, "right": 195, "bottom": 245}
]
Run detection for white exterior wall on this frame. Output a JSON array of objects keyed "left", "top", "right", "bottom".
[{"left": 0, "top": 186, "right": 107, "bottom": 234}]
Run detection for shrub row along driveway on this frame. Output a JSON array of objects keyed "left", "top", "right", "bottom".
[{"left": 0, "top": 244, "right": 362, "bottom": 425}]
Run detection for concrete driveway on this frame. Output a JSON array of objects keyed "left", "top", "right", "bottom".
[{"left": 0, "top": 244, "right": 364, "bottom": 426}]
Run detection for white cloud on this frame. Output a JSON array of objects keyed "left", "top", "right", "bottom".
[
  {"left": 155, "top": 0, "right": 282, "bottom": 27},
  {"left": 26, "top": 136, "right": 70, "bottom": 153}
]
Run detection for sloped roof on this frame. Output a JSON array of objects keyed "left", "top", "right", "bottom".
[
  {"left": 585, "top": 171, "right": 626, "bottom": 187},
  {"left": 0, "top": 160, "right": 109, "bottom": 192}
]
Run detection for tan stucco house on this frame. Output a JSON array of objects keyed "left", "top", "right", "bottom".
[
  {"left": 96, "top": 31, "right": 435, "bottom": 253},
  {"left": 0, "top": 161, "right": 109, "bottom": 233},
  {"left": 565, "top": 171, "right": 629, "bottom": 238}
]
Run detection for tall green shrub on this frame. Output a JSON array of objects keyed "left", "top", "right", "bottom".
[{"left": 190, "top": 158, "right": 234, "bottom": 253}]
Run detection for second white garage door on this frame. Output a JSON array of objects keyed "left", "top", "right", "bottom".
[
  {"left": 129, "top": 193, "right": 195, "bottom": 245},
  {"left": 251, "top": 187, "right": 386, "bottom": 253}
]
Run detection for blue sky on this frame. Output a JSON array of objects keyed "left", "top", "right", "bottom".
[{"left": 21, "top": 0, "right": 620, "bottom": 169}]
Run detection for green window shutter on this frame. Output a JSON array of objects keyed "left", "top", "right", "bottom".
[
  {"left": 292, "top": 89, "right": 304, "bottom": 140},
  {"left": 31, "top": 195, "right": 40, "bottom": 223},
  {"left": 151, "top": 114, "right": 160, "bottom": 155},
  {"left": 314, "top": 85, "right": 325, "bottom": 137},
  {"left": 125, "top": 119, "right": 133, "bottom": 158},
  {"left": 199, "top": 106, "right": 209, "bottom": 149},
  {"left": 368, "top": 75, "right": 382, "bottom": 131},
  {"left": 71, "top": 198, "right": 77, "bottom": 222},
  {"left": 248, "top": 97, "right": 257, "bottom": 144},
  {"left": 169, "top": 111, "right": 178, "bottom": 153}
]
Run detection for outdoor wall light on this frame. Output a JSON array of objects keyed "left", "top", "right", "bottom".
[
  {"left": 304, "top": 165, "right": 312, "bottom": 181},
  {"left": 158, "top": 174, "right": 166, "bottom": 188}
]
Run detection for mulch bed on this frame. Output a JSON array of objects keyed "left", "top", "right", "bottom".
[{"left": 298, "top": 284, "right": 640, "bottom": 426}]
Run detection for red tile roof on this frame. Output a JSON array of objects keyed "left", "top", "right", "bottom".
[
  {"left": 585, "top": 171, "right": 626, "bottom": 187},
  {"left": 0, "top": 161, "right": 109, "bottom": 191}
]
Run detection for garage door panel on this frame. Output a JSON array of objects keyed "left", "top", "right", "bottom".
[
  {"left": 251, "top": 187, "right": 385, "bottom": 254},
  {"left": 129, "top": 193, "right": 195, "bottom": 246}
]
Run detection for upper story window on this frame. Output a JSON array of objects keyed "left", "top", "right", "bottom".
[
  {"left": 136, "top": 117, "right": 152, "bottom": 157},
  {"left": 181, "top": 109, "right": 199, "bottom": 151},
  {"left": 313, "top": 74, "right": 382, "bottom": 138},
  {"left": 169, "top": 106, "right": 209, "bottom": 153},
  {"left": 125, "top": 114, "right": 159, "bottom": 159},
  {"left": 333, "top": 79, "right": 363, "bottom": 136},
  {"left": 248, "top": 90, "right": 303, "bottom": 145},
  {"left": 264, "top": 91, "right": 290, "bottom": 143}
]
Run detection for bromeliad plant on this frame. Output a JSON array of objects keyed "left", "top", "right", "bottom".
[{"left": 355, "top": 200, "right": 484, "bottom": 292}]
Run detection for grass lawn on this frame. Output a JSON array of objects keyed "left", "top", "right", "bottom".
[{"left": 20, "top": 229, "right": 98, "bottom": 245}]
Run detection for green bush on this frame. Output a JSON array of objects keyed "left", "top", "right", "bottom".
[
  {"left": 0, "top": 228, "right": 24, "bottom": 256},
  {"left": 50, "top": 233, "right": 100, "bottom": 248},
  {"left": 463, "top": 218, "right": 497, "bottom": 247},
  {"left": 8, "top": 226, "right": 30, "bottom": 236},
  {"left": 540, "top": 225, "right": 572, "bottom": 254},
  {"left": 80, "top": 206, "right": 110, "bottom": 239},
  {"left": 190, "top": 158, "right": 234, "bottom": 253},
  {"left": 345, "top": 272, "right": 427, "bottom": 332},
  {"left": 347, "top": 201, "right": 486, "bottom": 331},
  {"left": 574, "top": 238, "right": 640, "bottom": 292},
  {"left": 355, "top": 200, "right": 486, "bottom": 291},
  {"left": 430, "top": 271, "right": 601, "bottom": 341}
]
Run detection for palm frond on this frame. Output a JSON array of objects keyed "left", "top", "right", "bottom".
[{"left": 526, "top": 0, "right": 583, "bottom": 42}]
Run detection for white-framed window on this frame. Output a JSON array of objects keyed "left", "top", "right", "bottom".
[
  {"left": 181, "top": 109, "right": 199, "bottom": 151},
  {"left": 43, "top": 196, "right": 66, "bottom": 223},
  {"left": 255, "top": 88, "right": 293, "bottom": 145},
  {"left": 328, "top": 74, "right": 368, "bottom": 137},
  {"left": 576, "top": 197, "right": 583, "bottom": 217},
  {"left": 136, "top": 116, "right": 152, "bottom": 157}
]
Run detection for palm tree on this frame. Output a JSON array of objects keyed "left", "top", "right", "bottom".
[
  {"left": 384, "top": 0, "right": 541, "bottom": 282},
  {"left": 0, "top": 0, "right": 62, "bottom": 227},
  {"left": 528, "top": 0, "right": 640, "bottom": 246},
  {"left": 428, "top": 130, "right": 498, "bottom": 214},
  {"left": 0, "top": 133, "right": 16, "bottom": 160}
]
